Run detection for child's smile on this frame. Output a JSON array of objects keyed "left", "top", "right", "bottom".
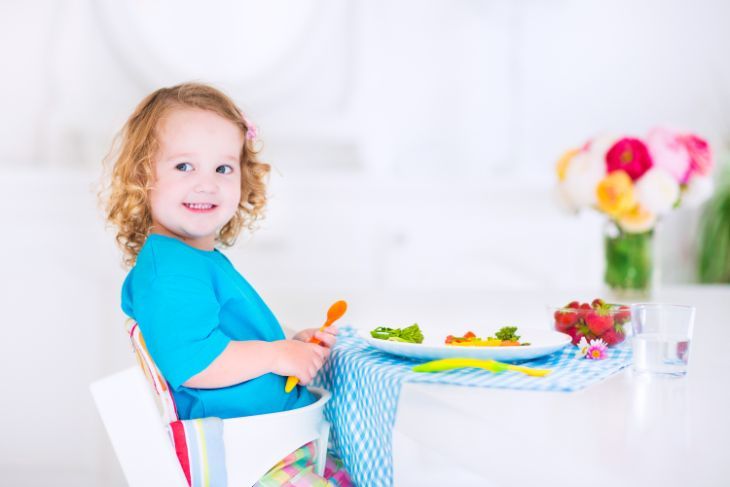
[
  {"left": 150, "top": 108, "right": 243, "bottom": 250},
  {"left": 183, "top": 202, "right": 218, "bottom": 212}
]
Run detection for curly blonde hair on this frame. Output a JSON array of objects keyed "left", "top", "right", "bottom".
[{"left": 102, "top": 82, "right": 270, "bottom": 267}]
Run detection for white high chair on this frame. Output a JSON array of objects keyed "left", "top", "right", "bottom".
[{"left": 90, "top": 323, "right": 331, "bottom": 487}]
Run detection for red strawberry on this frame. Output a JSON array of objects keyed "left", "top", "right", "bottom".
[
  {"left": 591, "top": 298, "right": 605, "bottom": 309},
  {"left": 577, "top": 303, "right": 591, "bottom": 320},
  {"left": 586, "top": 310, "right": 614, "bottom": 336},
  {"left": 615, "top": 305, "right": 631, "bottom": 325},
  {"left": 554, "top": 309, "right": 578, "bottom": 331},
  {"left": 565, "top": 326, "right": 584, "bottom": 345},
  {"left": 602, "top": 327, "right": 625, "bottom": 346},
  {"left": 575, "top": 319, "right": 591, "bottom": 338},
  {"left": 566, "top": 301, "right": 580, "bottom": 309}
]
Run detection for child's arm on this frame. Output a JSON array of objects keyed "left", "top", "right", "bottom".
[{"left": 182, "top": 339, "right": 330, "bottom": 389}]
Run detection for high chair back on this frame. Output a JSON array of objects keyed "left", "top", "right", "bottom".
[
  {"left": 91, "top": 366, "right": 190, "bottom": 486},
  {"left": 128, "top": 322, "right": 179, "bottom": 423},
  {"left": 90, "top": 322, "right": 331, "bottom": 487}
]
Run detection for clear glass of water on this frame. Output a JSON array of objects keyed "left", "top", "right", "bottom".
[{"left": 631, "top": 303, "right": 695, "bottom": 376}]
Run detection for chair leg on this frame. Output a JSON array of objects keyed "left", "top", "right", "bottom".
[{"left": 314, "top": 420, "right": 330, "bottom": 476}]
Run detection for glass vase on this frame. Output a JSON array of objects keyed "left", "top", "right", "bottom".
[{"left": 603, "top": 221, "right": 655, "bottom": 300}]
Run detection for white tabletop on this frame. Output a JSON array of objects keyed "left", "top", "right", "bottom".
[{"left": 387, "top": 285, "right": 730, "bottom": 487}]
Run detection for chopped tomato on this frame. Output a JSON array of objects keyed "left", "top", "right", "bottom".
[{"left": 444, "top": 329, "right": 529, "bottom": 347}]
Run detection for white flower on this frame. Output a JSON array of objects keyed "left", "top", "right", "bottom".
[
  {"left": 635, "top": 168, "right": 680, "bottom": 215},
  {"left": 562, "top": 151, "right": 605, "bottom": 209},
  {"left": 586, "top": 134, "right": 621, "bottom": 169},
  {"left": 553, "top": 185, "right": 580, "bottom": 214},
  {"left": 575, "top": 336, "right": 590, "bottom": 358},
  {"left": 682, "top": 175, "right": 714, "bottom": 207}
]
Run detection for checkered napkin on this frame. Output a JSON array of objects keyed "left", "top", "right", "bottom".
[{"left": 313, "top": 326, "right": 632, "bottom": 487}]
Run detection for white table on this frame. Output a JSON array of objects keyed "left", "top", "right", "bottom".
[{"left": 388, "top": 285, "right": 730, "bottom": 486}]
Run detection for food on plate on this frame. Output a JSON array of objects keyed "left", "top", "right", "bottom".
[
  {"left": 370, "top": 323, "right": 424, "bottom": 344},
  {"left": 444, "top": 326, "right": 531, "bottom": 347},
  {"left": 553, "top": 297, "right": 630, "bottom": 347}
]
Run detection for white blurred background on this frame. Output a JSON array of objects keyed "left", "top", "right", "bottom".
[{"left": 1, "top": 1, "right": 729, "bottom": 485}]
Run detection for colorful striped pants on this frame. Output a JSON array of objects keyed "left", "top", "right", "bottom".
[{"left": 255, "top": 441, "right": 353, "bottom": 487}]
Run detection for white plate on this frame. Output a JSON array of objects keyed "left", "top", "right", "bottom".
[{"left": 359, "top": 328, "right": 572, "bottom": 362}]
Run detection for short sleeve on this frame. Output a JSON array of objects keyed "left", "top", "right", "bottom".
[{"left": 134, "top": 275, "right": 231, "bottom": 390}]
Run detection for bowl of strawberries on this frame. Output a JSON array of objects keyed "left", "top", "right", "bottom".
[{"left": 552, "top": 298, "right": 631, "bottom": 347}]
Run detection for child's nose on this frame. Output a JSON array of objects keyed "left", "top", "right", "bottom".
[{"left": 193, "top": 176, "right": 218, "bottom": 193}]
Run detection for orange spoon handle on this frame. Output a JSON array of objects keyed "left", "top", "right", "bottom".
[{"left": 309, "top": 319, "right": 334, "bottom": 345}]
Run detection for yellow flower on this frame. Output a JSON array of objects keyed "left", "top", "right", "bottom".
[
  {"left": 596, "top": 170, "right": 636, "bottom": 217},
  {"left": 556, "top": 148, "right": 581, "bottom": 182},
  {"left": 618, "top": 204, "right": 656, "bottom": 233}
]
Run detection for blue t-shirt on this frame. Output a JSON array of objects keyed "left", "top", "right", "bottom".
[{"left": 121, "top": 233, "right": 316, "bottom": 420}]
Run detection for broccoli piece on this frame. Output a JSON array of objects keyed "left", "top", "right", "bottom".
[
  {"left": 494, "top": 326, "right": 520, "bottom": 342},
  {"left": 399, "top": 324, "right": 424, "bottom": 344},
  {"left": 370, "top": 323, "right": 424, "bottom": 344},
  {"left": 371, "top": 327, "right": 398, "bottom": 340}
]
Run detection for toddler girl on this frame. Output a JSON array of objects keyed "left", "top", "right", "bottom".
[{"left": 103, "top": 82, "right": 350, "bottom": 486}]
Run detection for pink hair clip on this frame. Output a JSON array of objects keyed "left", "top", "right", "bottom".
[{"left": 243, "top": 115, "right": 257, "bottom": 141}]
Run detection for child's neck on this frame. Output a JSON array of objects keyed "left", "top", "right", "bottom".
[{"left": 150, "top": 228, "right": 216, "bottom": 252}]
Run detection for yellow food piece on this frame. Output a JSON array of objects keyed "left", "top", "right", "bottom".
[{"left": 447, "top": 338, "right": 504, "bottom": 347}]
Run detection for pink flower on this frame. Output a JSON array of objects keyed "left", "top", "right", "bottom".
[
  {"left": 606, "top": 138, "right": 653, "bottom": 181},
  {"left": 679, "top": 134, "right": 712, "bottom": 180},
  {"left": 646, "top": 128, "right": 691, "bottom": 184},
  {"left": 647, "top": 128, "right": 713, "bottom": 184},
  {"left": 586, "top": 339, "right": 608, "bottom": 360}
]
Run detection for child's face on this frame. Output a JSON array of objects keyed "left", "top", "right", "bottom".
[{"left": 150, "top": 107, "right": 243, "bottom": 250}]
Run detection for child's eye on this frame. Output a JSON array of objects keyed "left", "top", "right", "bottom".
[
  {"left": 175, "top": 162, "right": 193, "bottom": 172},
  {"left": 216, "top": 164, "right": 234, "bottom": 174}
]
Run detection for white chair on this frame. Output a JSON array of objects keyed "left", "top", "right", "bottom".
[{"left": 90, "top": 324, "right": 331, "bottom": 487}]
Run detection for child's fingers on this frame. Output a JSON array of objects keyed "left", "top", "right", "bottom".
[
  {"left": 315, "top": 330, "right": 337, "bottom": 348},
  {"left": 292, "top": 329, "right": 314, "bottom": 342},
  {"left": 314, "top": 343, "right": 330, "bottom": 360}
]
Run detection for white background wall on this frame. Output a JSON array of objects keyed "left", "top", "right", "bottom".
[{"left": 1, "top": 1, "right": 729, "bottom": 485}]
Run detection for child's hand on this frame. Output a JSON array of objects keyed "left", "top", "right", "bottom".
[
  {"left": 271, "top": 340, "right": 330, "bottom": 386},
  {"left": 292, "top": 325, "right": 339, "bottom": 348}
]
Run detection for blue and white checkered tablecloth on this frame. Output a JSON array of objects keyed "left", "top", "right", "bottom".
[{"left": 313, "top": 326, "right": 632, "bottom": 487}]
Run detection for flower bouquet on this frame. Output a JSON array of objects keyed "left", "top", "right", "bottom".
[{"left": 556, "top": 128, "right": 714, "bottom": 296}]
